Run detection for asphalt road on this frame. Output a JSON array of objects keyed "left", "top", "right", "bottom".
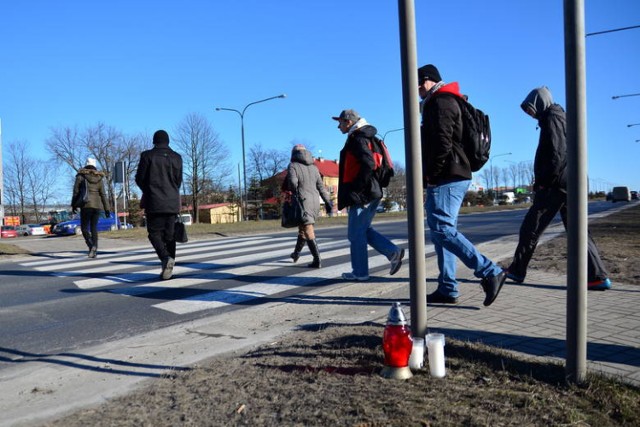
[{"left": 0, "top": 201, "right": 618, "bottom": 358}]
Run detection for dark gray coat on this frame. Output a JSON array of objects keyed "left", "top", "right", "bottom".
[{"left": 286, "top": 148, "right": 331, "bottom": 225}]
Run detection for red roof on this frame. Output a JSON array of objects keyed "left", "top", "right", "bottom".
[{"left": 314, "top": 158, "right": 339, "bottom": 177}]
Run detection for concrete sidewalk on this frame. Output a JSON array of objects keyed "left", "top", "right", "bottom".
[{"left": 420, "top": 267, "right": 640, "bottom": 387}]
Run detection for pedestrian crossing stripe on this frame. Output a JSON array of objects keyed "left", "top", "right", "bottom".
[{"left": 20, "top": 237, "right": 411, "bottom": 315}]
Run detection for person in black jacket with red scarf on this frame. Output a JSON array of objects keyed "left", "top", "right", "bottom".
[
  {"left": 334, "top": 109, "right": 404, "bottom": 281},
  {"left": 505, "top": 86, "right": 611, "bottom": 290},
  {"left": 135, "top": 130, "right": 183, "bottom": 280},
  {"left": 419, "top": 64, "right": 506, "bottom": 306}
]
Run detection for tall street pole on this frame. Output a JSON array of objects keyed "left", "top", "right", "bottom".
[
  {"left": 398, "top": 0, "right": 427, "bottom": 339},
  {"left": 564, "top": 0, "right": 588, "bottom": 384},
  {"left": 216, "top": 94, "right": 286, "bottom": 221}
]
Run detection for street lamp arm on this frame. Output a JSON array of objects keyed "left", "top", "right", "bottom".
[
  {"left": 586, "top": 24, "right": 640, "bottom": 37},
  {"left": 215, "top": 107, "right": 242, "bottom": 118},
  {"left": 382, "top": 128, "right": 404, "bottom": 141},
  {"left": 612, "top": 93, "right": 640, "bottom": 100},
  {"left": 242, "top": 94, "right": 287, "bottom": 115}
]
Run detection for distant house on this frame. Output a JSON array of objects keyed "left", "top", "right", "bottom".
[
  {"left": 189, "top": 203, "right": 241, "bottom": 224},
  {"left": 261, "top": 157, "right": 340, "bottom": 217}
]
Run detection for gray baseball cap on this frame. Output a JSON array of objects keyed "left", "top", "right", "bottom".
[{"left": 331, "top": 109, "right": 360, "bottom": 122}]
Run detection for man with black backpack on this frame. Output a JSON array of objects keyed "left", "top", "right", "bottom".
[
  {"left": 333, "top": 109, "right": 405, "bottom": 281},
  {"left": 418, "top": 64, "right": 506, "bottom": 307}
]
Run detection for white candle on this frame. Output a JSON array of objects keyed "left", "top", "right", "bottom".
[
  {"left": 425, "top": 333, "right": 446, "bottom": 378},
  {"left": 409, "top": 337, "right": 425, "bottom": 370}
]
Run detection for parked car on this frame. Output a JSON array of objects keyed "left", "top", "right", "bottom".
[
  {"left": 16, "top": 224, "right": 47, "bottom": 236},
  {"left": 1, "top": 225, "right": 19, "bottom": 239},
  {"left": 51, "top": 212, "right": 118, "bottom": 236},
  {"left": 631, "top": 190, "right": 638, "bottom": 200}
]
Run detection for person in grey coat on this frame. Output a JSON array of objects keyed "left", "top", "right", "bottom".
[
  {"left": 71, "top": 157, "right": 111, "bottom": 258},
  {"left": 284, "top": 144, "right": 333, "bottom": 268}
]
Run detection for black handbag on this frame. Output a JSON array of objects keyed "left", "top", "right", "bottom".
[
  {"left": 174, "top": 215, "right": 189, "bottom": 243},
  {"left": 281, "top": 192, "right": 306, "bottom": 228}
]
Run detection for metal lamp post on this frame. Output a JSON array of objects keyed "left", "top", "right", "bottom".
[
  {"left": 215, "top": 94, "right": 286, "bottom": 221},
  {"left": 627, "top": 123, "right": 640, "bottom": 128}
]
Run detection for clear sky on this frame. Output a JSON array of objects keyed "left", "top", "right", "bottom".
[{"left": 1, "top": 0, "right": 639, "bottom": 199}]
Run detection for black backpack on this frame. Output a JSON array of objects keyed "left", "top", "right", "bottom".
[
  {"left": 368, "top": 136, "right": 395, "bottom": 188},
  {"left": 454, "top": 96, "right": 492, "bottom": 172},
  {"left": 72, "top": 176, "right": 89, "bottom": 208}
]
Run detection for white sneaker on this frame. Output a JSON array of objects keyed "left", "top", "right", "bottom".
[
  {"left": 341, "top": 272, "right": 370, "bottom": 281},
  {"left": 389, "top": 248, "right": 405, "bottom": 275}
]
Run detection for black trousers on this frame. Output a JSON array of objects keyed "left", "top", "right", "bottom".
[
  {"left": 146, "top": 213, "right": 177, "bottom": 262},
  {"left": 80, "top": 208, "right": 100, "bottom": 249},
  {"left": 508, "top": 187, "right": 608, "bottom": 282}
]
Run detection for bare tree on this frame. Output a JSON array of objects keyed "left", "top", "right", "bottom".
[
  {"left": 4, "top": 142, "right": 28, "bottom": 220},
  {"left": 247, "top": 142, "right": 289, "bottom": 206},
  {"left": 26, "top": 160, "right": 58, "bottom": 222},
  {"left": 478, "top": 168, "right": 491, "bottom": 192},
  {"left": 173, "top": 113, "right": 231, "bottom": 222},
  {"left": 4, "top": 141, "right": 58, "bottom": 223},
  {"left": 491, "top": 166, "right": 501, "bottom": 192},
  {"left": 524, "top": 161, "right": 535, "bottom": 188},
  {"left": 500, "top": 166, "right": 509, "bottom": 189},
  {"left": 248, "top": 143, "right": 289, "bottom": 183},
  {"left": 46, "top": 126, "right": 84, "bottom": 170},
  {"left": 46, "top": 122, "right": 141, "bottom": 211},
  {"left": 385, "top": 163, "right": 406, "bottom": 208},
  {"left": 508, "top": 163, "right": 519, "bottom": 189},
  {"left": 121, "top": 132, "right": 150, "bottom": 201}
]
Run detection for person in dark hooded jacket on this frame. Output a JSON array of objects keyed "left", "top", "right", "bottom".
[
  {"left": 334, "top": 109, "right": 404, "bottom": 282},
  {"left": 284, "top": 144, "right": 333, "bottom": 268},
  {"left": 71, "top": 157, "right": 111, "bottom": 258},
  {"left": 135, "top": 130, "right": 183, "bottom": 280},
  {"left": 418, "top": 64, "right": 506, "bottom": 307},
  {"left": 505, "top": 86, "right": 611, "bottom": 290}
]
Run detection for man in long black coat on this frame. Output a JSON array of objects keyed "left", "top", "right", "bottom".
[{"left": 135, "top": 129, "right": 183, "bottom": 280}]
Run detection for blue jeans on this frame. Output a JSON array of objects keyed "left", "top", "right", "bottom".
[
  {"left": 348, "top": 198, "right": 398, "bottom": 276},
  {"left": 425, "top": 180, "right": 502, "bottom": 297}
]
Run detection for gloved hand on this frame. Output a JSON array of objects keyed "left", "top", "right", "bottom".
[
  {"left": 105, "top": 210, "right": 111, "bottom": 218},
  {"left": 325, "top": 202, "right": 333, "bottom": 215}
]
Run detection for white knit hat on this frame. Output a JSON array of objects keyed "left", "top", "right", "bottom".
[{"left": 86, "top": 157, "right": 97, "bottom": 167}]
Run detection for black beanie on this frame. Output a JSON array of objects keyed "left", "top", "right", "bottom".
[
  {"left": 418, "top": 64, "right": 442, "bottom": 83},
  {"left": 153, "top": 130, "right": 170, "bottom": 145}
]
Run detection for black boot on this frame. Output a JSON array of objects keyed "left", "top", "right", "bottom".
[
  {"left": 290, "top": 236, "right": 306, "bottom": 263},
  {"left": 307, "top": 239, "right": 321, "bottom": 268}
]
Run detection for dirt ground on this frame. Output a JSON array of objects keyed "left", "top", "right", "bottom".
[{"left": 43, "top": 204, "right": 640, "bottom": 426}]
